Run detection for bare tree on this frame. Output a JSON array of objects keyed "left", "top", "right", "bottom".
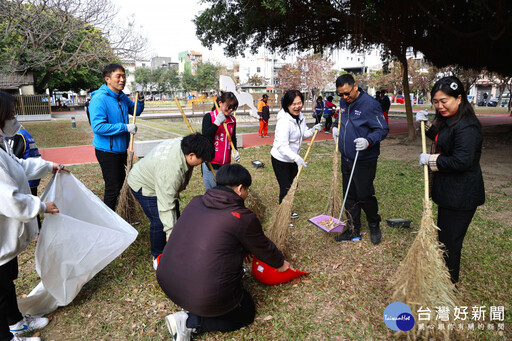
[{"left": 0, "top": 0, "right": 147, "bottom": 92}]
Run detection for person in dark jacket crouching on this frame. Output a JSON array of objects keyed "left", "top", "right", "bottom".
[
  {"left": 156, "top": 164, "right": 291, "bottom": 340},
  {"left": 416, "top": 76, "right": 485, "bottom": 284}
]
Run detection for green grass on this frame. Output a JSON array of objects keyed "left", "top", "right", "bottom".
[{"left": 15, "top": 122, "right": 512, "bottom": 340}]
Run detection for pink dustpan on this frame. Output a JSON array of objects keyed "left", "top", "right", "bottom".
[
  {"left": 252, "top": 257, "right": 308, "bottom": 285},
  {"left": 308, "top": 214, "right": 346, "bottom": 233}
]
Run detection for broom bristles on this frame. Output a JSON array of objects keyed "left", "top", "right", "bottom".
[
  {"left": 324, "top": 149, "right": 341, "bottom": 217},
  {"left": 246, "top": 190, "right": 266, "bottom": 223},
  {"left": 391, "top": 199, "right": 459, "bottom": 340},
  {"left": 116, "top": 151, "right": 139, "bottom": 223},
  {"left": 267, "top": 177, "right": 299, "bottom": 258}
]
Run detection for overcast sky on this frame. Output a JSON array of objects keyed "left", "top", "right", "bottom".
[{"left": 111, "top": 0, "right": 235, "bottom": 64}]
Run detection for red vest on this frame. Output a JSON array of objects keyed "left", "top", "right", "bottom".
[{"left": 209, "top": 110, "right": 236, "bottom": 165}]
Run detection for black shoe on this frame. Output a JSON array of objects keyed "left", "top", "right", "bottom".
[
  {"left": 291, "top": 212, "right": 299, "bottom": 219},
  {"left": 334, "top": 229, "right": 361, "bottom": 242},
  {"left": 369, "top": 223, "right": 382, "bottom": 244}
]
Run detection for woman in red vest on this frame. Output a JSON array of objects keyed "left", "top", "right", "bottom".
[{"left": 201, "top": 92, "right": 240, "bottom": 189}]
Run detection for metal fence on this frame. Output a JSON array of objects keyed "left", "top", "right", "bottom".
[{"left": 14, "top": 94, "right": 52, "bottom": 118}]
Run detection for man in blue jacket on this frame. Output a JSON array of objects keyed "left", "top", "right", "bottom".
[
  {"left": 89, "top": 63, "right": 144, "bottom": 210},
  {"left": 332, "top": 74, "right": 389, "bottom": 244}
]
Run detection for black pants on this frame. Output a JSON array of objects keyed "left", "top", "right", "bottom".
[
  {"left": 437, "top": 206, "right": 476, "bottom": 283},
  {"left": 341, "top": 157, "right": 381, "bottom": 231},
  {"left": 271, "top": 156, "right": 298, "bottom": 204},
  {"left": 0, "top": 258, "right": 23, "bottom": 341},
  {"left": 314, "top": 114, "right": 322, "bottom": 124},
  {"left": 325, "top": 115, "right": 333, "bottom": 131},
  {"left": 186, "top": 289, "right": 255, "bottom": 334},
  {"left": 95, "top": 149, "right": 127, "bottom": 211}
]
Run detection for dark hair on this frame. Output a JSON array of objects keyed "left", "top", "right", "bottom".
[
  {"left": 281, "top": 90, "right": 304, "bottom": 113},
  {"left": 262, "top": 94, "right": 268, "bottom": 98},
  {"left": 103, "top": 63, "right": 125, "bottom": 78},
  {"left": 216, "top": 164, "right": 252, "bottom": 188},
  {"left": 335, "top": 74, "right": 355, "bottom": 88},
  {"left": 0, "top": 90, "right": 16, "bottom": 130},
  {"left": 317, "top": 96, "right": 323, "bottom": 101},
  {"left": 181, "top": 133, "right": 215, "bottom": 162},
  {"left": 430, "top": 76, "right": 479, "bottom": 130},
  {"left": 376, "top": 91, "right": 381, "bottom": 96},
  {"left": 327, "top": 96, "right": 334, "bottom": 102},
  {"left": 211, "top": 91, "right": 238, "bottom": 111}
]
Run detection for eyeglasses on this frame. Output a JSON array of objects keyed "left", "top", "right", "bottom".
[{"left": 337, "top": 84, "right": 355, "bottom": 98}]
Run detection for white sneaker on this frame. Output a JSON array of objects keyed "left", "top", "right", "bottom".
[
  {"left": 153, "top": 257, "right": 158, "bottom": 270},
  {"left": 11, "top": 335, "right": 41, "bottom": 341},
  {"left": 9, "top": 316, "right": 49, "bottom": 335},
  {"left": 291, "top": 212, "right": 299, "bottom": 219},
  {"left": 165, "top": 311, "right": 192, "bottom": 341}
]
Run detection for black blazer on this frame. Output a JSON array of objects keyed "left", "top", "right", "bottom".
[{"left": 426, "top": 114, "right": 485, "bottom": 210}]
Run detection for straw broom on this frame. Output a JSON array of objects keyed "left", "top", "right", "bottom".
[
  {"left": 324, "top": 113, "right": 342, "bottom": 217},
  {"left": 116, "top": 92, "right": 140, "bottom": 222},
  {"left": 212, "top": 100, "right": 267, "bottom": 222},
  {"left": 267, "top": 130, "right": 319, "bottom": 258},
  {"left": 390, "top": 121, "right": 458, "bottom": 340}
]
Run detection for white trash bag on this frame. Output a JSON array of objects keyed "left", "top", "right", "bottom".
[{"left": 18, "top": 172, "right": 138, "bottom": 315}]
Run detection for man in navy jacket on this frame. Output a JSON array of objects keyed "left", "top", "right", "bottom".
[
  {"left": 332, "top": 74, "right": 389, "bottom": 244},
  {"left": 89, "top": 63, "right": 144, "bottom": 210}
]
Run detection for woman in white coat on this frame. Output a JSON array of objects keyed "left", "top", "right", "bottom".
[
  {"left": 270, "top": 90, "right": 322, "bottom": 218},
  {"left": 0, "top": 91, "right": 67, "bottom": 341}
]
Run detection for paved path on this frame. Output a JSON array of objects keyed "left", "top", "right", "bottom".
[{"left": 40, "top": 113, "right": 512, "bottom": 166}]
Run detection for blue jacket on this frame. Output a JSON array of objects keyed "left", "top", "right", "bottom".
[
  {"left": 334, "top": 90, "right": 389, "bottom": 162},
  {"left": 4, "top": 128, "right": 41, "bottom": 187},
  {"left": 89, "top": 84, "right": 144, "bottom": 153}
]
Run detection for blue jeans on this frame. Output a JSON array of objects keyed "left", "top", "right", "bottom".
[
  {"left": 131, "top": 188, "right": 175, "bottom": 258},
  {"left": 202, "top": 163, "right": 216, "bottom": 190}
]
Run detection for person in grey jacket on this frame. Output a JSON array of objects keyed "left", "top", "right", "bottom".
[
  {"left": 157, "top": 164, "right": 291, "bottom": 340},
  {"left": 0, "top": 90, "right": 67, "bottom": 341}
]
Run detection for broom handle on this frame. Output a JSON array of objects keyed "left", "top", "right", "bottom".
[
  {"left": 296, "top": 129, "right": 318, "bottom": 179},
  {"left": 421, "top": 121, "right": 429, "bottom": 202},
  {"left": 212, "top": 101, "right": 240, "bottom": 164},
  {"left": 335, "top": 109, "right": 341, "bottom": 153},
  {"left": 174, "top": 97, "right": 217, "bottom": 175},
  {"left": 128, "top": 92, "right": 139, "bottom": 153},
  {"left": 338, "top": 150, "right": 359, "bottom": 221}
]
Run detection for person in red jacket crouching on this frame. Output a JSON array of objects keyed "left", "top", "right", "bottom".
[{"left": 156, "top": 164, "right": 291, "bottom": 340}]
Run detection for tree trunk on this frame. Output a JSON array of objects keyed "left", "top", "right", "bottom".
[
  {"left": 400, "top": 58, "right": 415, "bottom": 140},
  {"left": 35, "top": 67, "right": 57, "bottom": 94}
]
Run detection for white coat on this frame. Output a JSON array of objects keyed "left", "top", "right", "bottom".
[
  {"left": 270, "top": 108, "right": 314, "bottom": 163},
  {"left": 0, "top": 140, "right": 52, "bottom": 265}
]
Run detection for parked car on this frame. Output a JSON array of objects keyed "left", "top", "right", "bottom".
[{"left": 394, "top": 95, "right": 405, "bottom": 104}]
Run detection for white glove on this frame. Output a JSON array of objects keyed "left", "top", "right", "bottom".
[
  {"left": 354, "top": 138, "right": 369, "bottom": 151},
  {"left": 232, "top": 149, "right": 241, "bottom": 163},
  {"left": 332, "top": 127, "right": 339, "bottom": 142},
  {"left": 214, "top": 113, "right": 226, "bottom": 126},
  {"left": 419, "top": 153, "right": 430, "bottom": 165},
  {"left": 126, "top": 124, "right": 137, "bottom": 134},
  {"left": 313, "top": 123, "right": 323, "bottom": 131},
  {"left": 416, "top": 110, "right": 429, "bottom": 122},
  {"left": 295, "top": 156, "right": 307, "bottom": 168}
]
